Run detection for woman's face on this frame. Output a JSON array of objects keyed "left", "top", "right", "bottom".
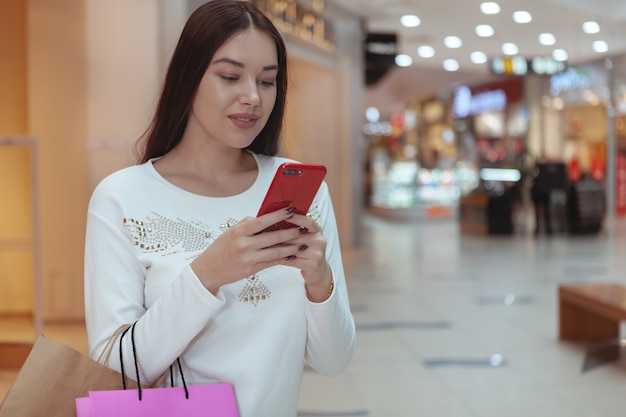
[{"left": 186, "top": 28, "right": 279, "bottom": 151}]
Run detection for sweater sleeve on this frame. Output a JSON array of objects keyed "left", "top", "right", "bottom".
[
  {"left": 84, "top": 197, "right": 224, "bottom": 384},
  {"left": 303, "top": 184, "right": 356, "bottom": 375}
]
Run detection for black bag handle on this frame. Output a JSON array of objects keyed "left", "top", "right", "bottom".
[{"left": 118, "top": 322, "right": 189, "bottom": 400}]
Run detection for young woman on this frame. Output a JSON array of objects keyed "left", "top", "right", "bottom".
[{"left": 83, "top": 1, "right": 355, "bottom": 416}]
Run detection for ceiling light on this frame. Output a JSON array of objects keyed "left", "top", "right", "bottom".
[
  {"left": 539, "top": 33, "right": 556, "bottom": 46},
  {"left": 475, "top": 25, "right": 494, "bottom": 37},
  {"left": 513, "top": 11, "right": 532, "bottom": 23},
  {"left": 471, "top": 51, "right": 488, "bottom": 64},
  {"left": 443, "top": 59, "right": 460, "bottom": 72},
  {"left": 395, "top": 54, "right": 413, "bottom": 67},
  {"left": 401, "top": 15, "right": 421, "bottom": 28},
  {"left": 444, "top": 36, "right": 463, "bottom": 48},
  {"left": 583, "top": 21, "right": 600, "bottom": 34},
  {"left": 593, "top": 40, "right": 608, "bottom": 53},
  {"left": 552, "top": 49, "right": 568, "bottom": 61},
  {"left": 502, "top": 43, "right": 518, "bottom": 55},
  {"left": 417, "top": 45, "right": 435, "bottom": 58},
  {"left": 480, "top": 2, "right": 500, "bottom": 15}
]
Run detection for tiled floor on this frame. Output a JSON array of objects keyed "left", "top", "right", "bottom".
[
  {"left": 3, "top": 213, "right": 626, "bottom": 416},
  {"left": 299, "top": 213, "right": 626, "bottom": 417}
]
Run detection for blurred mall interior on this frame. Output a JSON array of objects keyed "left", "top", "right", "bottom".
[{"left": 3, "top": 0, "right": 626, "bottom": 416}]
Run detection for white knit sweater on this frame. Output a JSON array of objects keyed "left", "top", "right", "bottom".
[{"left": 84, "top": 153, "right": 355, "bottom": 417}]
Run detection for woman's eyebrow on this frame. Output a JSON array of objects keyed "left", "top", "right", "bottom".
[{"left": 212, "top": 57, "right": 278, "bottom": 71}]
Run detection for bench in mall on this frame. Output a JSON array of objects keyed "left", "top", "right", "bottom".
[{"left": 559, "top": 283, "right": 626, "bottom": 341}]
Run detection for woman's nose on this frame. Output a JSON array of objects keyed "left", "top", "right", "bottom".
[{"left": 240, "top": 80, "right": 260, "bottom": 106}]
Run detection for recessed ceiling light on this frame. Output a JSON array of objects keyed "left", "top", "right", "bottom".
[
  {"left": 513, "top": 11, "right": 532, "bottom": 24},
  {"left": 444, "top": 36, "right": 463, "bottom": 48},
  {"left": 480, "top": 2, "right": 500, "bottom": 15},
  {"left": 475, "top": 25, "right": 494, "bottom": 37},
  {"left": 443, "top": 59, "right": 460, "bottom": 72},
  {"left": 502, "top": 43, "right": 519, "bottom": 55},
  {"left": 583, "top": 21, "right": 600, "bottom": 34},
  {"left": 593, "top": 40, "right": 608, "bottom": 53},
  {"left": 471, "top": 51, "right": 488, "bottom": 64},
  {"left": 395, "top": 54, "right": 413, "bottom": 67},
  {"left": 539, "top": 33, "right": 556, "bottom": 46},
  {"left": 552, "top": 49, "right": 568, "bottom": 61},
  {"left": 401, "top": 15, "right": 421, "bottom": 28},
  {"left": 417, "top": 45, "right": 435, "bottom": 58}
]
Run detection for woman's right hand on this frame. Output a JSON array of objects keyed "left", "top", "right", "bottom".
[{"left": 190, "top": 207, "right": 304, "bottom": 294}]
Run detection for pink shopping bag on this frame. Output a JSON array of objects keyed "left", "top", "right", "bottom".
[
  {"left": 75, "top": 396, "right": 93, "bottom": 417},
  {"left": 76, "top": 383, "right": 239, "bottom": 417},
  {"left": 75, "top": 323, "right": 239, "bottom": 417}
]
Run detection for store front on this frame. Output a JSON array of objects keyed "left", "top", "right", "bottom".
[
  {"left": 608, "top": 54, "right": 626, "bottom": 218},
  {"left": 452, "top": 77, "right": 529, "bottom": 234},
  {"left": 538, "top": 61, "right": 609, "bottom": 233},
  {"left": 547, "top": 62, "right": 609, "bottom": 181},
  {"left": 364, "top": 77, "right": 531, "bottom": 223},
  {"left": 364, "top": 96, "right": 471, "bottom": 219},
  {"left": 452, "top": 77, "right": 529, "bottom": 172}
]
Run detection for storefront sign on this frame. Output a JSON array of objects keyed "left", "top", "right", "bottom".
[
  {"left": 364, "top": 33, "right": 398, "bottom": 85},
  {"left": 452, "top": 85, "right": 507, "bottom": 118},
  {"left": 490, "top": 56, "right": 566, "bottom": 76},
  {"left": 250, "top": 0, "right": 335, "bottom": 51},
  {"left": 490, "top": 56, "right": 528, "bottom": 76},
  {"left": 531, "top": 57, "right": 567, "bottom": 75},
  {"left": 550, "top": 68, "right": 591, "bottom": 95}
]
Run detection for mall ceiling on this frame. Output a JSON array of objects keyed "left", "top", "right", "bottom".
[{"left": 327, "top": 0, "right": 626, "bottom": 109}]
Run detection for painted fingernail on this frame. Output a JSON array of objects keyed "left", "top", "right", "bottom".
[
  {"left": 285, "top": 255, "right": 296, "bottom": 261},
  {"left": 299, "top": 226, "right": 308, "bottom": 235},
  {"left": 298, "top": 244, "right": 308, "bottom": 252},
  {"left": 285, "top": 207, "right": 296, "bottom": 216}
]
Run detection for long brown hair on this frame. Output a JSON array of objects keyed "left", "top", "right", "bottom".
[{"left": 136, "top": 0, "right": 288, "bottom": 163}]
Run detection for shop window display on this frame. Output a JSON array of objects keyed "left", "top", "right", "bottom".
[
  {"left": 451, "top": 79, "right": 532, "bottom": 235},
  {"left": 363, "top": 104, "right": 477, "bottom": 219}
]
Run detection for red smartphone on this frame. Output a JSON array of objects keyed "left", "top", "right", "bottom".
[{"left": 256, "top": 163, "right": 327, "bottom": 232}]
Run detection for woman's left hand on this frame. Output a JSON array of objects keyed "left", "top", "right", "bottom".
[{"left": 278, "top": 213, "right": 333, "bottom": 302}]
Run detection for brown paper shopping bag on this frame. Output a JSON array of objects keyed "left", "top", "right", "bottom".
[{"left": 0, "top": 334, "right": 133, "bottom": 417}]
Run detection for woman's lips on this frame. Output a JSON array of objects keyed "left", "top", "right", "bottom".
[{"left": 229, "top": 114, "right": 259, "bottom": 129}]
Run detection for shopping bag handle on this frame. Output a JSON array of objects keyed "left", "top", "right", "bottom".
[
  {"left": 97, "top": 323, "right": 132, "bottom": 365},
  {"left": 118, "top": 322, "right": 189, "bottom": 400}
]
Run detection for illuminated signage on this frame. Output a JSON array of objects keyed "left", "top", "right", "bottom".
[
  {"left": 490, "top": 56, "right": 567, "bottom": 76},
  {"left": 480, "top": 168, "right": 521, "bottom": 182},
  {"left": 452, "top": 85, "right": 507, "bottom": 118},
  {"left": 365, "top": 33, "right": 398, "bottom": 85},
  {"left": 491, "top": 56, "right": 527, "bottom": 76},
  {"left": 531, "top": 57, "right": 567, "bottom": 75},
  {"left": 366, "top": 41, "right": 397, "bottom": 55},
  {"left": 550, "top": 68, "right": 591, "bottom": 95},
  {"left": 250, "top": 0, "right": 335, "bottom": 51}
]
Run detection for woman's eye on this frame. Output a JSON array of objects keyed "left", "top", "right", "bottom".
[
  {"left": 221, "top": 75, "right": 238, "bottom": 82},
  {"left": 259, "top": 79, "right": 276, "bottom": 87}
]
